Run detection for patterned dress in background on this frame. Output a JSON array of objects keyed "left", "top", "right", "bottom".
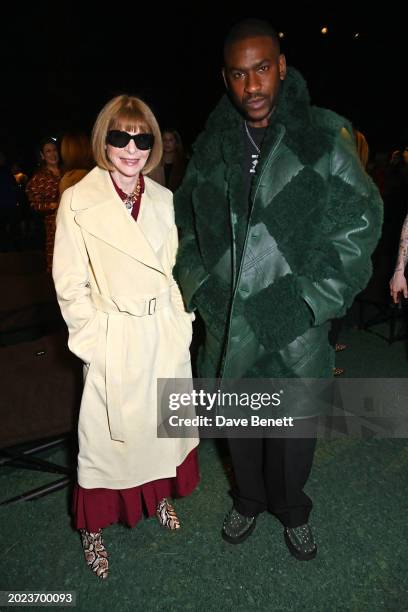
[{"left": 26, "top": 167, "right": 62, "bottom": 272}]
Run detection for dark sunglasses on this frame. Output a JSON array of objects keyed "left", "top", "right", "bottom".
[{"left": 106, "top": 130, "right": 154, "bottom": 150}]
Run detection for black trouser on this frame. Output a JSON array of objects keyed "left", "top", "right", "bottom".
[{"left": 227, "top": 421, "right": 317, "bottom": 528}]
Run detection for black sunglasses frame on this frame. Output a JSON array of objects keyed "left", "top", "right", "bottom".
[{"left": 106, "top": 130, "right": 154, "bottom": 150}]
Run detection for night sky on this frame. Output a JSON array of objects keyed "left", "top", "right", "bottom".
[{"left": 1, "top": 3, "right": 406, "bottom": 171}]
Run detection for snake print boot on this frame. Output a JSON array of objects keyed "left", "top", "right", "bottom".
[
  {"left": 156, "top": 498, "right": 181, "bottom": 530},
  {"left": 80, "top": 529, "right": 109, "bottom": 579}
]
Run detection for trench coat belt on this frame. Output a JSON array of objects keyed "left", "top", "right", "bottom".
[{"left": 91, "top": 289, "right": 172, "bottom": 443}]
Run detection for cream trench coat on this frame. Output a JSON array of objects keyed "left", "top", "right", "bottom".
[{"left": 53, "top": 167, "right": 198, "bottom": 489}]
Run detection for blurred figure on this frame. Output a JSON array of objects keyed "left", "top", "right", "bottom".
[
  {"left": 368, "top": 151, "right": 388, "bottom": 197},
  {"left": 11, "top": 161, "right": 31, "bottom": 249},
  {"left": 149, "top": 128, "right": 187, "bottom": 191},
  {"left": 0, "top": 151, "right": 20, "bottom": 251},
  {"left": 388, "top": 146, "right": 408, "bottom": 195},
  {"left": 26, "top": 137, "right": 63, "bottom": 271},
  {"left": 382, "top": 146, "right": 408, "bottom": 260},
  {"left": 331, "top": 128, "right": 370, "bottom": 375},
  {"left": 389, "top": 146, "right": 408, "bottom": 303},
  {"left": 389, "top": 212, "right": 408, "bottom": 303},
  {"left": 353, "top": 128, "right": 369, "bottom": 170},
  {"left": 11, "top": 162, "right": 28, "bottom": 188},
  {"left": 59, "top": 131, "right": 94, "bottom": 196}
]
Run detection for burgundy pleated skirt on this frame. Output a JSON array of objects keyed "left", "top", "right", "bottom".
[{"left": 73, "top": 448, "right": 199, "bottom": 532}]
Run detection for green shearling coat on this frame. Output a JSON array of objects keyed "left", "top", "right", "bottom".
[{"left": 175, "top": 68, "right": 383, "bottom": 411}]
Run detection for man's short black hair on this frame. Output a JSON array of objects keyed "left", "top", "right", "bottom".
[{"left": 224, "top": 18, "right": 280, "bottom": 61}]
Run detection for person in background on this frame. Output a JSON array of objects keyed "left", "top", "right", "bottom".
[
  {"left": 353, "top": 128, "right": 369, "bottom": 171},
  {"left": 175, "top": 18, "right": 382, "bottom": 560},
  {"left": 53, "top": 95, "right": 198, "bottom": 580},
  {"left": 389, "top": 212, "right": 408, "bottom": 303},
  {"left": 59, "top": 131, "right": 94, "bottom": 196},
  {"left": 149, "top": 128, "right": 187, "bottom": 192},
  {"left": 0, "top": 151, "right": 20, "bottom": 251},
  {"left": 11, "top": 162, "right": 28, "bottom": 188},
  {"left": 26, "top": 137, "right": 63, "bottom": 272},
  {"left": 389, "top": 146, "right": 408, "bottom": 303},
  {"left": 331, "top": 127, "right": 371, "bottom": 375}
]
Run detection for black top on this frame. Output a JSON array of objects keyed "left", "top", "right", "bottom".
[{"left": 235, "top": 122, "right": 266, "bottom": 274}]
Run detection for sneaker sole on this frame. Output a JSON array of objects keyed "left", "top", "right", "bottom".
[
  {"left": 221, "top": 519, "right": 256, "bottom": 545},
  {"left": 284, "top": 529, "right": 317, "bottom": 561}
]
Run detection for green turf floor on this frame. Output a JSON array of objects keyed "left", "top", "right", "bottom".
[{"left": 1, "top": 325, "right": 408, "bottom": 611}]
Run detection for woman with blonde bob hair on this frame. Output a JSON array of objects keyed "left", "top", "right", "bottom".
[{"left": 53, "top": 95, "right": 199, "bottom": 580}]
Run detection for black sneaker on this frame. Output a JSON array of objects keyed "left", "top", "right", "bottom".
[
  {"left": 284, "top": 524, "right": 317, "bottom": 561},
  {"left": 221, "top": 507, "right": 256, "bottom": 544}
]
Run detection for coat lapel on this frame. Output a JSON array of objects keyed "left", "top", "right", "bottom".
[
  {"left": 72, "top": 167, "right": 165, "bottom": 274},
  {"left": 137, "top": 180, "right": 169, "bottom": 256}
]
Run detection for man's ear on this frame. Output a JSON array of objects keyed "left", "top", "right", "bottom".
[
  {"left": 279, "top": 54, "right": 287, "bottom": 81},
  {"left": 222, "top": 67, "right": 228, "bottom": 90}
]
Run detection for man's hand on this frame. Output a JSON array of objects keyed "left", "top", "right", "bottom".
[{"left": 390, "top": 271, "right": 408, "bottom": 304}]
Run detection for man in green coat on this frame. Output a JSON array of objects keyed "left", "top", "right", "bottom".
[{"left": 174, "top": 19, "right": 383, "bottom": 560}]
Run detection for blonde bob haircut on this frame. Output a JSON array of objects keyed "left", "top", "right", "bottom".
[{"left": 92, "top": 95, "right": 162, "bottom": 175}]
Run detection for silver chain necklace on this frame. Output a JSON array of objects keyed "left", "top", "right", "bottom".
[{"left": 244, "top": 121, "right": 261, "bottom": 154}]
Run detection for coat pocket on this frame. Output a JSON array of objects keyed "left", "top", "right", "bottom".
[
  {"left": 278, "top": 324, "right": 329, "bottom": 374},
  {"left": 85, "top": 312, "right": 106, "bottom": 379}
]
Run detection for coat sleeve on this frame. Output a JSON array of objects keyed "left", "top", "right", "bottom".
[
  {"left": 298, "top": 127, "right": 383, "bottom": 326},
  {"left": 167, "top": 211, "right": 195, "bottom": 321},
  {"left": 52, "top": 188, "right": 99, "bottom": 364},
  {"left": 174, "top": 158, "right": 209, "bottom": 311}
]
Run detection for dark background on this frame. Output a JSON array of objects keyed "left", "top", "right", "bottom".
[{"left": 1, "top": 3, "right": 406, "bottom": 170}]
